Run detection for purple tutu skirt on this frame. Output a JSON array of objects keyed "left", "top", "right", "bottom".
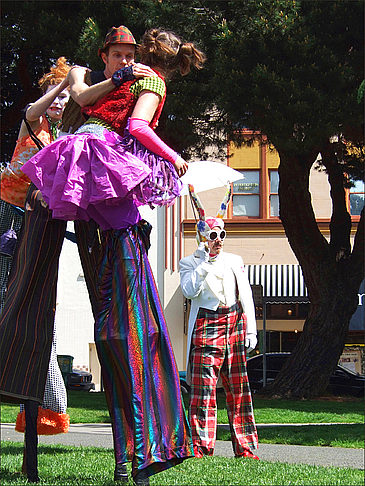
[{"left": 21, "top": 122, "right": 182, "bottom": 221}]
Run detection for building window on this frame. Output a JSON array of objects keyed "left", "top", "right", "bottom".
[
  {"left": 269, "top": 170, "right": 279, "bottom": 217},
  {"left": 227, "top": 130, "right": 280, "bottom": 220},
  {"left": 349, "top": 180, "right": 365, "bottom": 216},
  {"left": 232, "top": 171, "right": 260, "bottom": 217}
]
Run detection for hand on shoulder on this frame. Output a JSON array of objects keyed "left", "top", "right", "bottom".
[
  {"left": 67, "top": 65, "right": 90, "bottom": 84},
  {"left": 131, "top": 62, "right": 157, "bottom": 79}
]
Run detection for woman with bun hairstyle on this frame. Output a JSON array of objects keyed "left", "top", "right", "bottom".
[
  {"left": 23, "top": 28, "right": 206, "bottom": 223},
  {"left": 23, "top": 28, "right": 205, "bottom": 485},
  {"left": 1, "top": 57, "right": 70, "bottom": 208}
]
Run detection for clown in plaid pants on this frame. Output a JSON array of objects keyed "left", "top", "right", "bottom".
[
  {"left": 179, "top": 215, "right": 259, "bottom": 459},
  {"left": 190, "top": 303, "right": 258, "bottom": 457}
]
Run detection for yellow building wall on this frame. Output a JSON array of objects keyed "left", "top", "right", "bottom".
[
  {"left": 229, "top": 141, "right": 280, "bottom": 169},
  {"left": 229, "top": 141, "right": 331, "bottom": 219},
  {"left": 166, "top": 141, "right": 357, "bottom": 369},
  {"left": 266, "top": 146, "right": 280, "bottom": 169},
  {"left": 229, "top": 141, "right": 261, "bottom": 168}
]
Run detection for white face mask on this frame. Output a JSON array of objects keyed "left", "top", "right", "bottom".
[{"left": 45, "top": 85, "right": 70, "bottom": 121}]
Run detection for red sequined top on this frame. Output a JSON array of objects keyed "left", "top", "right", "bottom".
[{"left": 82, "top": 71, "right": 166, "bottom": 136}]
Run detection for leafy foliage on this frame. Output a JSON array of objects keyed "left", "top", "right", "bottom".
[
  {"left": 1, "top": 0, "right": 363, "bottom": 398},
  {"left": 75, "top": 17, "right": 102, "bottom": 68},
  {"left": 1, "top": 0, "right": 215, "bottom": 161},
  {"left": 1, "top": 0, "right": 363, "bottom": 168},
  {"left": 208, "top": 1, "right": 364, "bottom": 160}
]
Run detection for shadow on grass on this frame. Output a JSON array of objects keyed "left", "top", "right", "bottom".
[
  {"left": 219, "top": 391, "right": 364, "bottom": 415},
  {"left": 0, "top": 442, "right": 23, "bottom": 457},
  {"left": 183, "top": 390, "right": 364, "bottom": 414},
  {"left": 0, "top": 442, "right": 116, "bottom": 486},
  {"left": 217, "top": 423, "right": 364, "bottom": 448},
  {"left": 254, "top": 394, "right": 363, "bottom": 410},
  {"left": 0, "top": 468, "right": 26, "bottom": 484},
  {"left": 0, "top": 469, "right": 116, "bottom": 486},
  {"left": 1, "top": 441, "right": 76, "bottom": 456}
]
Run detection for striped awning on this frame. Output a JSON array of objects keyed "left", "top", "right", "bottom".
[{"left": 246, "top": 264, "right": 309, "bottom": 304}]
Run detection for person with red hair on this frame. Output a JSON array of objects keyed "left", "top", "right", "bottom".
[
  {"left": 0, "top": 28, "right": 155, "bottom": 484},
  {"left": 1, "top": 56, "right": 71, "bottom": 208},
  {"left": 0, "top": 56, "right": 72, "bottom": 484}
]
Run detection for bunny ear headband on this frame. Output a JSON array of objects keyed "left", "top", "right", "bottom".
[{"left": 188, "top": 183, "right": 232, "bottom": 243}]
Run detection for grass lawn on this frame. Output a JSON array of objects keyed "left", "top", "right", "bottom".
[
  {"left": 1, "top": 441, "right": 364, "bottom": 486},
  {"left": 1, "top": 391, "right": 363, "bottom": 425},
  {"left": 217, "top": 423, "right": 364, "bottom": 448},
  {"left": 216, "top": 393, "right": 364, "bottom": 425},
  {"left": 1, "top": 391, "right": 364, "bottom": 449}
]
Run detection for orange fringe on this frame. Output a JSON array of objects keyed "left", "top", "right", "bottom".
[{"left": 15, "top": 408, "right": 70, "bottom": 435}]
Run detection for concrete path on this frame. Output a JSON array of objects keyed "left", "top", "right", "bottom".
[{"left": 1, "top": 423, "right": 364, "bottom": 470}]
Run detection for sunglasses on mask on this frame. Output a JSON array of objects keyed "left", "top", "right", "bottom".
[{"left": 208, "top": 229, "right": 226, "bottom": 241}]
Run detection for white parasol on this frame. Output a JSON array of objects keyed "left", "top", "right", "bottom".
[{"left": 179, "top": 160, "right": 243, "bottom": 195}]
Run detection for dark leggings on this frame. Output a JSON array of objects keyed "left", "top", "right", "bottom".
[{"left": 24, "top": 400, "right": 39, "bottom": 483}]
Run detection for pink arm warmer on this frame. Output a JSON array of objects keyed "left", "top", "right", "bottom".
[{"left": 129, "top": 118, "right": 178, "bottom": 164}]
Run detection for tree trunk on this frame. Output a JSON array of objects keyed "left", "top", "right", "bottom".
[
  {"left": 265, "top": 276, "right": 360, "bottom": 399},
  {"left": 262, "top": 149, "right": 364, "bottom": 399}
]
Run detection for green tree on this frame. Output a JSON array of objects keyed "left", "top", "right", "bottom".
[
  {"left": 1, "top": 0, "right": 363, "bottom": 398},
  {"left": 0, "top": 0, "right": 214, "bottom": 161},
  {"left": 205, "top": 0, "right": 364, "bottom": 398}
]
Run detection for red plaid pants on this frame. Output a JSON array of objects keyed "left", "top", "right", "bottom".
[{"left": 189, "top": 301, "right": 258, "bottom": 457}]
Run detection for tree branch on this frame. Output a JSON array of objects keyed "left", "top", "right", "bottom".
[
  {"left": 321, "top": 141, "right": 352, "bottom": 262},
  {"left": 278, "top": 150, "right": 328, "bottom": 259}
]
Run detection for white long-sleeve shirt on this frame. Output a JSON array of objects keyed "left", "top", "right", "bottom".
[{"left": 179, "top": 250, "right": 257, "bottom": 368}]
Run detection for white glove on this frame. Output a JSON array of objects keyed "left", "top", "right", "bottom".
[
  {"left": 196, "top": 242, "right": 209, "bottom": 263},
  {"left": 245, "top": 333, "right": 257, "bottom": 352}
]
